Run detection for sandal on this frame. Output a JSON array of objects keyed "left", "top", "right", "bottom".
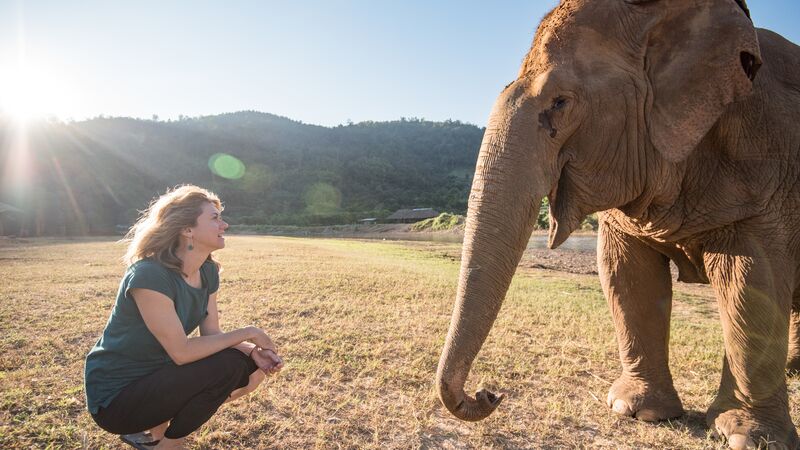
[{"left": 120, "top": 431, "right": 160, "bottom": 449}]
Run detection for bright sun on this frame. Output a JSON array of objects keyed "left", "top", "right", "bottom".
[{"left": 0, "top": 63, "right": 72, "bottom": 124}]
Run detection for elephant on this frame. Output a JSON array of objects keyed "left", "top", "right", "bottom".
[{"left": 435, "top": 0, "right": 800, "bottom": 448}]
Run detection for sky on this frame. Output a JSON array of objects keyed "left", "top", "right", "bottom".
[{"left": 0, "top": 1, "right": 797, "bottom": 127}]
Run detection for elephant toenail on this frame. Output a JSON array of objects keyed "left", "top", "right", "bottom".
[
  {"left": 612, "top": 399, "right": 632, "bottom": 416},
  {"left": 727, "top": 433, "right": 756, "bottom": 450},
  {"left": 635, "top": 408, "right": 660, "bottom": 422}
]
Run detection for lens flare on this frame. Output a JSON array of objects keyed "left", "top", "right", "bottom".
[
  {"left": 208, "top": 153, "right": 246, "bottom": 179},
  {"left": 242, "top": 163, "right": 274, "bottom": 193},
  {"left": 304, "top": 182, "right": 342, "bottom": 215}
]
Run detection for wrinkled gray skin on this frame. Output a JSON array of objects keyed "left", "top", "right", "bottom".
[{"left": 435, "top": 0, "right": 800, "bottom": 448}]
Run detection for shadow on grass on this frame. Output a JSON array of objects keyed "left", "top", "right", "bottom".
[
  {"left": 674, "top": 293, "right": 719, "bottom": 321},
  {"left": 661, "top": 409, "right": 711, "bottom": 440}
]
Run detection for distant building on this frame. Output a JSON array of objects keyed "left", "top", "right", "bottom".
[
  {"left": 0, "top": 202, "right": 23, "bottom": 236},
  {"left": 358, "top": 218, "right": 378, "bottom": 224},
  {"left": 385, "top": 208, "right": 439, "bottom": 223}
]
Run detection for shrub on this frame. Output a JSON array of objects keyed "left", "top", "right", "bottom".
[{"left": 411, "top": 213, "right": 465, "bottom": 231}]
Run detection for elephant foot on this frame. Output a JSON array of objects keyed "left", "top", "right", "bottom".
[
  {"left": 786, "top": 356, "right": 800, "bottom": 376},
  {"left": 606, "top": 375, "right": 683, "bottom": 422},
  {"left": 708, "top": 400, "right": 798, "bottom": 450}
]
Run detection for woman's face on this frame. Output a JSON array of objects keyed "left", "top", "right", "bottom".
[{"left": 190, "top": 202, "right": 228, "bottom": 251}]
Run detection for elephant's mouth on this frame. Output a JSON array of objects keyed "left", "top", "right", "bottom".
[
  {"left": 546, "top": 191, "right": 568, "bottom": 249},
  {"left": 546, "top": 161, "right": 586, "bottom": 249}
]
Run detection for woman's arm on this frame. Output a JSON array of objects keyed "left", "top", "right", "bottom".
[
  {"left": 198, "top": 292, "right": 223, "bottom": 335},
  {"left": 131, "top": 288, "right": 275, "bottom": 365},
  {"left": 199, "top": 292, "right": 283, "bottom": 373},
  {"left": 199, "top": 292, "right": 256, "bottom": 355}
]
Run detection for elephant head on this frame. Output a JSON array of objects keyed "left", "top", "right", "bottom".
[{"left": 436, "top": 0, "right": 761, "bottom": 421}]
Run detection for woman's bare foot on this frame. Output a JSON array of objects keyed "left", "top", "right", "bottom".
[
  {"left": 154, "top": 437, "right": 185, "bottom": 449},
  {"left": 149, "top": 421, "right": 169, "bottom": 441}
]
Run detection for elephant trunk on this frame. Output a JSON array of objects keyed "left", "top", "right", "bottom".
[{"left": 436, "top": 89, "right": 553, "bottom": 421}]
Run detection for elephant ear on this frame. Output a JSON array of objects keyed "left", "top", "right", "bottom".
[
  {"left": 634, "top": 0, "right": 761, "bottom": 162},
  {"left": 733, "top": 0, "right": 751, "bottom": 20}
]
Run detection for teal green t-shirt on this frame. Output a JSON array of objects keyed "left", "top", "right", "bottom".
[{"left": 84, "top": 258, "right": 219, "bottom": 414}]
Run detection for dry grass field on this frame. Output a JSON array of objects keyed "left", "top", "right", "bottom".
[{"left": 2, "top": 235, "right": 800, "bottom": 449}]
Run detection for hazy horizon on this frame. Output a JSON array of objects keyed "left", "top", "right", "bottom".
[{"left": 0, "top": 109, "right": 488, "bottom": 128}]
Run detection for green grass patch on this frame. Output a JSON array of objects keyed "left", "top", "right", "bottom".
[{"left": 411, "top": 213, "right": 464, "bottom": 232}]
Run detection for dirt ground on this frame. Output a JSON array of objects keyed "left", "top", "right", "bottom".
[
  {"left": 411, "top": 241, "right": 600, "bottom": 275},
  {"left": 520, "top": 247, "right": 599, "bottom": 275}
]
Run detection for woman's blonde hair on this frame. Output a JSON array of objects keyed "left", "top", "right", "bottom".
[{"left": 122, "top": 185, "right": 223, "bottom": 273}]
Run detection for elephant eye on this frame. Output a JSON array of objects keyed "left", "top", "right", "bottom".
[{"left": 552, "top": 97, "right": 567, "bottom": 110}]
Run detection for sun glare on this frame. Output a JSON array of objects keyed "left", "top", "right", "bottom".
[
  {"left": 0, "top": 59, "right": 69, "bottom": 204},
  {"left": 0, "top": 63, "right": 72, "bottom": 124}
]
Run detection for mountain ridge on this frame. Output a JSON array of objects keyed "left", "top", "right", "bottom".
[{"left": 0, "top": 111, "right": 484, "bottom": 235}]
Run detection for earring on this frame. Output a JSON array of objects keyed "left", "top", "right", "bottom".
[{"left": 188, "top": 236, "right": 194, "bottom": 251}]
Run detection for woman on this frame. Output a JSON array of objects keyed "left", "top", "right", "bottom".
[{"left": 85, "top": 185, "right": 283, "bottom": 450}]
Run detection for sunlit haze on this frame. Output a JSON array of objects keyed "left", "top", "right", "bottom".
[
  {"left": 0, "top": 0, "right": 798, "bottom": 126},
  {"left": 0, "top": 61, "right": 74, "bottom": 124}
]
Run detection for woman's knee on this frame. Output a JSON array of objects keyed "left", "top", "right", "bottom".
[
  {"left": 193, "top": 348, "right": 257, "bottom": 391},
  {"left": 214, "top": 348, "right": 255, "bottom": 372}
]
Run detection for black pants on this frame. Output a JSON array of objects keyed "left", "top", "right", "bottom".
[{"left": 92, "top": 348, "right": 258, "bottom": 439}]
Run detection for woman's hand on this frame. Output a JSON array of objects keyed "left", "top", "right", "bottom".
[
  {"left": 246, "top": 326, "right": 278, "bottom": 353},
  {"left": 245, "top": 326, "right": 282, "bottom": 373},
  {"left": 251, "top": 348, "right": 284, "bottom": 375}
]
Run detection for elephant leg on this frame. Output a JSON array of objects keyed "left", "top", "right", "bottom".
[
  {"left": 786, "top": 292, "right": 800, "bottom": 375},
  {"left": 703, "top": 233, "right": 797, "bottom": 449},
  {"left": 597, "top": 222, "right": 683, "bottom": 421}
]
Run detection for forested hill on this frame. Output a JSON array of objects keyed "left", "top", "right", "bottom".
[{"left": 0, "top": 111, "right": 484, "bottom": 235}]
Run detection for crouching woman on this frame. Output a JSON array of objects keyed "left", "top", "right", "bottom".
[{"left": 85, "top": 185, "right": 283, "bottom": 450}]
